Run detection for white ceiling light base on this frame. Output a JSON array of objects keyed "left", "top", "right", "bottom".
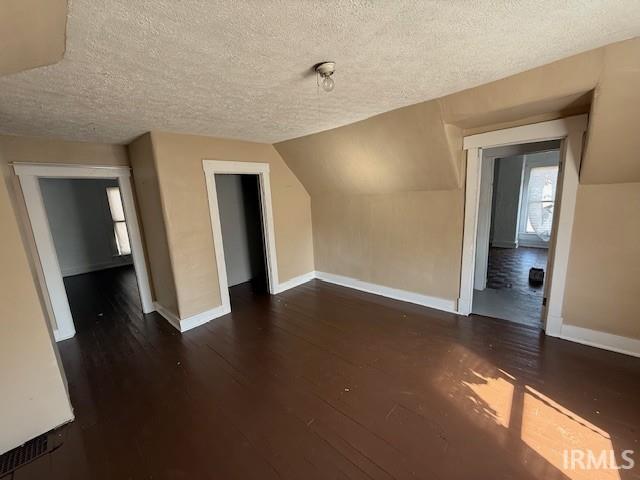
[
  {"left": 315, "top": 61, "right": 336, "bottom": 93},
  {"left": 315, "top": 62, "right": 335, "bottom": 76}
]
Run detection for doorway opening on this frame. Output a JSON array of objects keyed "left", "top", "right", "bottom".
[
  {"left": 203, "top": 160, "right": 280, "bottom": 317},
  {"left": 471, "top": 141, "right": 561, "bottom": 327},
  {"left": 215, "top": 174, "right": 268, "bottom": 300},
  {"left": 458, "top": 115, "right": 588, "bottom": 337},
  {"left": 13, "top": 163, "right": 154, "bottom": 341},
  {"left": 39, "top": 178, "right": 142, "bottom": 334}
]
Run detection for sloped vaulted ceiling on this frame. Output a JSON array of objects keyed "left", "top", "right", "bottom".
[
  {"left": 275, "top": 38, "right": 640, "bottom": 195},
  {"left": 275, "top": 100, "right": 463, "bottom": 196}
]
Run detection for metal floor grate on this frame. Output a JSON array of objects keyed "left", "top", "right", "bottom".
[{"left": 0, "top": 434, "right": 48, "bottom": 476}]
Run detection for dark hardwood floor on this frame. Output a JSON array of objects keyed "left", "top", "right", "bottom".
[
  {"left": 487, "top": 246, "right": 548, "bottom": 293},
  {"left": 474, "top": 246, "right": 549, "bottom": 327},
  {"left": 7, "top": 266, "right": 640, "bottom": 479}
]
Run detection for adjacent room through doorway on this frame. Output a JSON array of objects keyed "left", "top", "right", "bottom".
[
  {"left": 215, "top": 174, "right": 268, "bottom": 299},
  {"left": 39, "top": 178, "right": 142, "bottom": 334},
  {"left": 471, "top": 142, "right": 561, "bottom": 327}
]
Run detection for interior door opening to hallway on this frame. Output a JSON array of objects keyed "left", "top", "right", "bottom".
[{"left": 471, "top": 142, "right": 561, "bottom": 327}]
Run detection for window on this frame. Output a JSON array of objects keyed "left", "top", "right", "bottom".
[
  {"left": 106, "top": 186, "right": 131, "bottom": 255},
  {"left": 522, "top": 166, "right": 558, "bottom": 241}
]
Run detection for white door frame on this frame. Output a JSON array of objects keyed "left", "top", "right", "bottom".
[
  {"left": 202, "top": 160, "right": 279, "bottom": 314},
  {"left": 473, "top": 156, "right": 495, "bottom": 291},
  {"left": 458, "top": 115, "right": 588, "bottom": 336},
  {"left": 13, "top": 163, "right": 154, "bottom": 341}
]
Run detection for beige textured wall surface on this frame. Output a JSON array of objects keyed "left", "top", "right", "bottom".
[
  {"left": 0, "top": 153, "right": 73, "bottom": 455},
  {"left": 0, "top": 0, "right": 67, "bottom": 76},
  {"left": 563, "top": 183, "right": 640, "bottom": 339},
  {"left": 128, "top": 134, "right": 178, "bottom": 315},
  {"left": 151, "top": 131, "right": 314, "bottom": 319},
  {"left": 275, "top": 101, "right": 462, "bottom": 196},
  {"left": 0, "top": 134, "right": 129, "bottom": 166},
  {"left": 580, "top": 40, "right": 640, "bottom": 184},
  {"left": 313, "top": 190, "right": 463, "bottom": 300},
  {"left": 439, "top": 48, "right": 602, "bottom": 129},
  {"left": 276, "top": 37, "right": 640, "bottom": 339}
]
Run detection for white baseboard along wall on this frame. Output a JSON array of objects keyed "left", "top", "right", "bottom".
[
  {"left": 556, "top": 324, "right": 640, "bottom": 358},
  {"left": 313, "top": 271, "right": 458, "bottom": 313},
  {"left": 153, "top": 302, "right": 231, "bottom": 333},
  {"left": 154, "top": 270, "right": 640, "bottom": 358}
]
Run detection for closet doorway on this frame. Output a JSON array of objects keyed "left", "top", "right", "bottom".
[{"left": 203, "top": 160, "right": 279, "bottom": 315}]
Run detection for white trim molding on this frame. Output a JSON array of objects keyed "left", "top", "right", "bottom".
[
  {"left": 555, "top": 324, "right": 640, "bottom": 358},
  {"left": 315, "top": 271, "right": 457, "bottom": 313},
  {"left": 517, "top": 236, "right": 549, "bottom": 249},
  {"left": 459, "top": 115, "right": 588, "bottom": 338},
  {"left": 12, "top": 163, "right": 155, "bottom": 342},
  {"left": 473, "top": 156, "right": 495, "bottom": 291},
  {"left": 153, "top": 302, "right": 231, "bottom": 333},
  {"left": 11, "top": 163, "right": 132, "bottom": 178},
  {"left": 463, "top": 117, "right": 586, "bottom": 150},
  {"left": 491, "top": 241, "right": 518, "bottom": 249},
  {"left": 202, "top": 159, "right": 280, "bottom": 317},
  {"left": 273, "top": 271, "right": 316, "bottom": 294}
]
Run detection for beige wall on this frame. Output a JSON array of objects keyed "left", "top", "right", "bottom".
[
  {"left": 276, "top": 100, "right": 462, "bottom": 196},
  {"left": 0, "top": 134, "right": 129, "bottom": 166},
  {"left": 142, "top": 131, "right": 314, "bottom": 319},
  {"left": 0, "top": 0, "right": 67, "bottom": 76},
  {"left": 128, "top": 134, "right": 178, "bottom": 315},
  {"left": 0, "top": 150, "right": 73, "bottom": 455},
  {"left": 563, "top": 183, "right": 640, "bottom": 338},
  {"left": 313, "top": 190, "right": 463, "bottom": 300},
  {"left": 276, "top": 37, "right": 640, "bottom": 340},
  {"left": 580, "top": 40, "right": 640, "bottom": 184}
]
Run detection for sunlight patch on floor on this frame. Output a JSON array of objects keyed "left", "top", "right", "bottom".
[
  {"left": 463, "top": 370, "right": 514, "bottom": 428},
  {"left": 432, "top": 344, "right": 625, "bottom": 479},
  {"left": 521, "top": 386, "right": 620, "bottom": 480}
]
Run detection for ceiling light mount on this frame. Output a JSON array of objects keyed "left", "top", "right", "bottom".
[{"left": 315, "top": 61, "right": 336, "bottom": 93}]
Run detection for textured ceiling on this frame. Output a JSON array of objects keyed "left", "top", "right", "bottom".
[{"left": 1, "top": 1, "right": 639, "bottom": 144}]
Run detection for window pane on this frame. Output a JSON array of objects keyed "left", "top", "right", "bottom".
[
  {"left": 114, "top": 221, "right": 131, "bottom": 255},
  {"left": 107, "top": 186, "right": 125, "bottom": 222},
  {"left": 526, "top": 217, "right": 535, "bottom": 233},
  {"left": 526, "top": 166, "right": 558, "bottom": 240}
]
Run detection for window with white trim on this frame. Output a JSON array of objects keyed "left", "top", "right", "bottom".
[
  {"left": 521, "top": 165, "right": 558, "bottom": 241},
  {"left": 106, "top": 186, "right": 131, "bottom": 255}
]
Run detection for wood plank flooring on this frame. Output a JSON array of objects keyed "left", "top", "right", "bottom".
[{"left": 7, "top": 266, "right": 640, "bottom": 479}]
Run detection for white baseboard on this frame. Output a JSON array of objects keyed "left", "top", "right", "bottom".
[
  {"left": 517, "top": 240, "right": 549, "bottom": 249},
  {"left": 153, "top": 302, "right": 230, "bottom": 333},
  {"left": 53, "top": 328, "right": 75, "bottom": 342},
  {"left": 544, "top": 313, "right": 563, "bottom": 337},
  {"left": 153, "top": 302, "right": 182, "bottom": 331},
  {"left": 518, "top": 233, "right": 549, "bottom": 249},
  {"left": 554, "top": 324, "right": 640, "bottom": 358},
  {"left": 180, "top": 304, "right": 231, "bottom": 332},
  {"left": 273, "top": 271, "right": 316, "bottom": 294},
  {"left": 491, "top": 241, "right": 518, "bottom": 249},
  {"left": 314, "top": 271, "right": 457, "bottom": 313},
  {"left": 62, "top": 259, "right": 133, "bottom": 277}
]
